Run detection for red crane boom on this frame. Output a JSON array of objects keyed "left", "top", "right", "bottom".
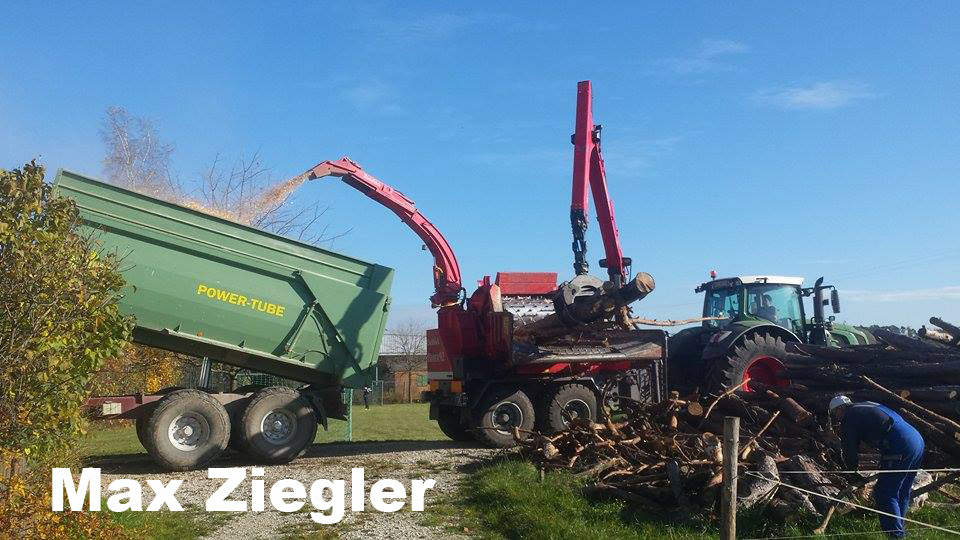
[
  {"left": 303, "top": 157, "right": 463, "bottom": 308},
  {"left": 570, "top": 80, "right": 629, "bottom": 287}
]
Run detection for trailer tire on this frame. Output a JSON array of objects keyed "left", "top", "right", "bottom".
[
  {"left": 471, "top": 388, "right": 535, "bottom": 448},
  {"left": 238, "top": 387, "right": 317, "bottom": 464},
  {"left": 135, "top": 414, "right": 152, "bottom": 452},
  {"left": 540, "top": 383, "right": 598, "bottom": 434},
  {"left": 144, "top": 389, "right": 230, "bottom": 471},
  {"left": 436, "top": 406, "right": 473, "bottom": 442}
]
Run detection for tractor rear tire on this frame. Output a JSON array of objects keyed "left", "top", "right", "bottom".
[
  {"left": 471, "top": 388, "right": 535, "bottom": 448},
  {"left": 144, "top": 389, "right": 231, "bottom": 471},
  {"left": 539, "top": 383, "right": 598, "bottom": 434},
  {"left": 712, "top": 334, "right": 790, "bottom": 392},
  {"left": 237, "top": 386, "right": 317, "bottom": 464},
  {"left": 436, "top": 406, "right": 473, "bottom": 442}
]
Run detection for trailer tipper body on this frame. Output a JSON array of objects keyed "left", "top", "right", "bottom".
[{"left": 54, "top": 170, "right": 393, "bottom": 470}]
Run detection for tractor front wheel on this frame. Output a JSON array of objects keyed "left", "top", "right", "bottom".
[{"left": 713, "top": 334, "right": 791, "bottom": 392}]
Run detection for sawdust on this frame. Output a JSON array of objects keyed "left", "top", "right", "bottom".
[{"left": 179, "top": 172, "right": 310, "bottom": 226}]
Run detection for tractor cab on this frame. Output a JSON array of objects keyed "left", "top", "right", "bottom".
[
  {"left": 697, "top": 276, "right": 808, "bottom": 337},
  {"left": 668, "top": 274, "right": 872, "bottom": 392},
  {"left": 695, "top": 275, "right": 854, "bottom": 346}
]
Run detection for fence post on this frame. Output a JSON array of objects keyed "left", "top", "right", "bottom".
[
  {"left": 721, "top": 415, "right": 740, "bottom": 540},
  {"left": 344, "top": 388, "right": 353, "bottom": 442}
]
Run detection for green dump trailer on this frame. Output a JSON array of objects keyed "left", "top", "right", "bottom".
[{"left": 54, "top": 169, "right": 394, "bottom": 470}]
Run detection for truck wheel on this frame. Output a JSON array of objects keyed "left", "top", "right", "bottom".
[
  {"left": 540, "top": 384, "right": 598, "bottom": 434},
  {"left": 713, "top": 334, "right": 791, "bottom": 392},
  {"left": 436, "top": 406, "right": 473, "bottom": 442},
  {"left": 471, "top": 388, "right": 535, "bottom": 448},
  {"left": 237, "top": 387, "right": 317, "bottom": 464},
  {"left": 145, "top": 389, "right": 230, "bottom": 471}
]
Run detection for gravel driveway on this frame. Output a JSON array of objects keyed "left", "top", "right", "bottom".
[{"left": 92, "top": 441, "right": 496, "bottom": 539}]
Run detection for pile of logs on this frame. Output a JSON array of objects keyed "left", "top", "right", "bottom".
[
  {"left": 516, "top": 385, "right": 852, "bottom": 520},
  {"left": 782, "top": 316, "right": 960, "bottom": 466},
  {"left": 515, "top": 317, "right": 960, "bottom": 522}
]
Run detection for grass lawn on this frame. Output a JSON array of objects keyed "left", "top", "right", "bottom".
[
  {"left": 107, "top": 506, "right": 235, "bottom": 540},
  {"left": 445, "top": 459, "right": 960, "bottom": 540},
  {"left": 82, "top": 402, "right": 443, "bottom": 458}
]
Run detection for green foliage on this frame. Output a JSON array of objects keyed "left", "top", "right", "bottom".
[{"left": 0, "top": 161, "right": 131, "bottom": 462}]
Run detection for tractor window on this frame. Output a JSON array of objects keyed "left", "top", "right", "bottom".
[
  {"left": 746, "top": 285, "right": 803, "bottom": 335},
  {"left": 704, "top": 288, "right": 739, "bottom": 328}
]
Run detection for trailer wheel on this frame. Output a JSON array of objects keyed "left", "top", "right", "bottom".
[
  {"left": 135, "top": 414, "right": 153, "bottom": 452},
  {"left": 540, "top": 383, "right": 598, "bottom": 434},
  {"left": 237, "top": 387, "right": 317, "bottom": 464},
  {"left": 436, "top": 406, "right": 473, "bottom": 442},
  {"left": 144, "top": 389, "right": 230, "bottom": 471},
  {"left": 471, "top": 388, "right": 535, "bottom": 448}
]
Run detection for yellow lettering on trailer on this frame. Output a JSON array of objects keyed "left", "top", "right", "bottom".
[{"left": 195, "top": 283, "right": 285, "bottom": 318}]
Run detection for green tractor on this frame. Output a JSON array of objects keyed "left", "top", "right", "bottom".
[{"left": 668, "top": 275, "right": 875, "bottom": 392}]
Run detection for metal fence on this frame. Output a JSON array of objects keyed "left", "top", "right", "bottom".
[{"left": 351, "top": 379, "right": 428, "bottom": 407}]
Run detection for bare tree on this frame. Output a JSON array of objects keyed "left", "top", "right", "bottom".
[
  {"left": 99, "top": 106, "right": 347, "bottom": 245},
  {"left": 193, "top": 153, "right": 347, "bottom": 244},
  {"left": 385, "top": 320, "right": 427, "bottom": 403},
  {"left": 100, "top": 106, "right": 179, "bottom": 199}
]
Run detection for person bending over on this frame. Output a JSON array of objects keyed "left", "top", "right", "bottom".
[{"left": 829, "top": 395, "right": 925, "bottom": 539}]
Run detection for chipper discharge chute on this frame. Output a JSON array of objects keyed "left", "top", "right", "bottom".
[{"left": 54, "top": 170, "right": 393, "bottom": 470}]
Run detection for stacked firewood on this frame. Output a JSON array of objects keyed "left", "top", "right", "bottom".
[
  {"left": 516, "top": 317, "right": 960, "bottom": 521},
  {"left": 782, "top": 316, "right": 960, "bottom": 466}
]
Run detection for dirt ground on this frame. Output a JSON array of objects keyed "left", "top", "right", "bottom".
[{"left": 90, "top": 441, "right": 497, "bottom": 539}]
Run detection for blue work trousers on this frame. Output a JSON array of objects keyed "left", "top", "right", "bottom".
[{"left": 874, "top": 414, "right": 925, "bottom": 538}]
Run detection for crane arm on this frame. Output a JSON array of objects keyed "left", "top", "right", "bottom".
[
  {"left": 570, "top": 80, "right": 628, "bottom": 286},
  {"left": 302, "top": 157, "right": 463, "bottom": 308}
]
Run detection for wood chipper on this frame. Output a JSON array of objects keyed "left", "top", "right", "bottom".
[
  {"left": 299, "top": 81, "right": 668, "bottom": 447},
  {"left": 55, "top": 172, "right": 393, "bottom": 470}
]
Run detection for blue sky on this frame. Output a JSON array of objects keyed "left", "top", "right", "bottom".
[{"left": 3, "top": 2, "right": 959, "bottom": 329}]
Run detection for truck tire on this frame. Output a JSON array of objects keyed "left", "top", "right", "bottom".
[
  {"left": 436, "top": 406, "right": 473, "bottom": 442},
  {"left": 237, "top": 386, "right": 317, "bottom": 464},
  {"left": 144, "top": 389, "right": 230, "bottom": 471},
  {"left": 540, "top": 383, "right": 598, "bottom": 434},
  {"left": 471, "top": 388, "right": 535, "bottom": 448},
  {"left": 712, "top": 334, "right": 790, "bottom": 392}
]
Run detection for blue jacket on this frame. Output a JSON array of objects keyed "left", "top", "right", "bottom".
[{"left": 840, "top": 402, "right": 896, "bottom": 470}]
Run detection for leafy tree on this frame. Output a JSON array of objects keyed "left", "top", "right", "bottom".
[{"left": 0, "top": 161, "right": 131, "bottom": 538}]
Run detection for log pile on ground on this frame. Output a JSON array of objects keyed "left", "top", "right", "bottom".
[
  {"left": 517, "top": 385, "right": 849, "bottom": 519},
  {"left": 782, "top": 316, "right": 960, "bottom": 466},
  {"left": 515, "top": 317, "right": 960, "bottom": 522}
]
